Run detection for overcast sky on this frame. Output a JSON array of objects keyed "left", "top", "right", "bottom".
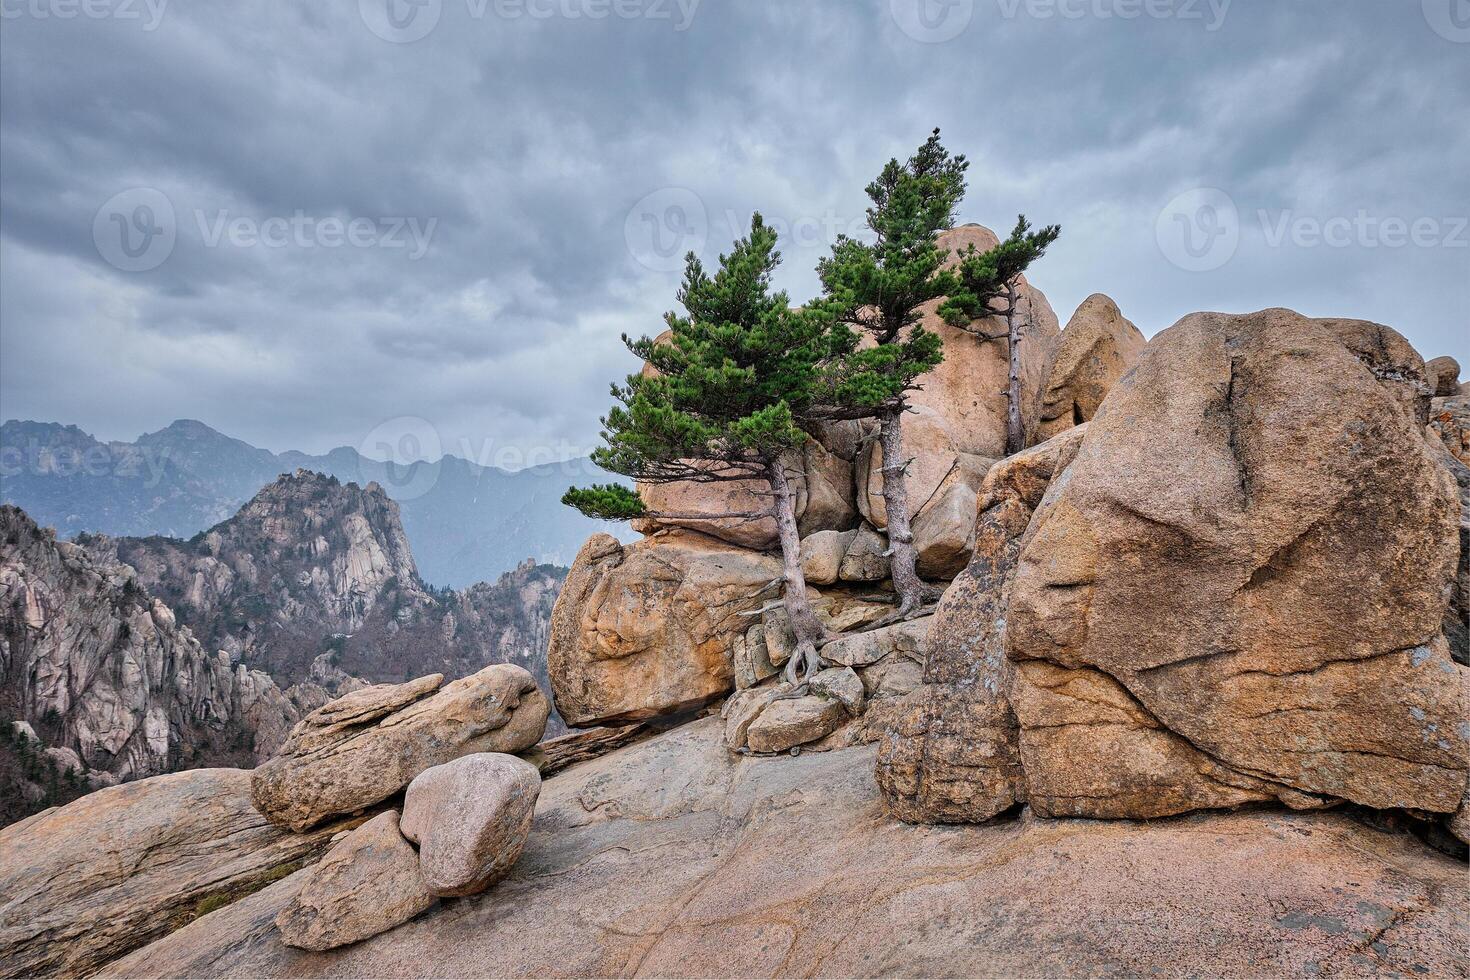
[{"left": 2, "top": 0, "right": 1466, "bottom": 467}]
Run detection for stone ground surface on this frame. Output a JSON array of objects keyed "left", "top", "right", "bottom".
[{"left": 103, "top": 718, "right": 1470, "bottom": 980}]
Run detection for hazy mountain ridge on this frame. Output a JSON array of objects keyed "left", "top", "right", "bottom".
[
  {"left": 0, "top": 418, "right": 627, "bottom": 587},
  {"left": 0, "top": 504, "right": 356, "bottom": 826},
  {"left": 92, "top": 469, "right": 569, "bottom": 721}
]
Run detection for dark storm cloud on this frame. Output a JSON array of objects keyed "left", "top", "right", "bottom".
[{"left": 1, "top": 0, "right": 1466, "bottom": 462}]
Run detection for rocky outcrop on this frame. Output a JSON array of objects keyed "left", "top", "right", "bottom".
[
  {"left": 548, "top": 531, "right": 782, "bottom": 727},
  {"left": 1007, "top": 310, "right": 1465, "bottom": 817},
  {"left": 848, "top": 223, "right": 1058, "bottom": 576},
  {"left": 250, "top": 665, "right": 549, "bottom": 832},
  {"left": 1427, "top": 355, "right": 1462, "bottom": 397},
  {"left": 1431, "top": 394, "right": 1470, "bottom": 468},
  {"left": 274, "top": 810, "right": 435, "bottom": 952},
  {"left": 94, "top": 470, "right": 569, "bottom": 728},
  {"left": 1034, "top": 293, "right": 1145, "bottom": 442},
  {"left": 101, "top": 718, "right": 1470, "bottom": 980},
  {"left": 904, "top": 224, "right": 1062, "bottom": 459},
  {"left": 0, "top": 767, "right": 352, "bottom": 978},
  {"left": 400, "top": 753, "right": 541, "bottom": 897},
  {"left": 0, "top": 505, "right": 321, "bottom": 803},
  {"left": 635, "top": 439, "right": 857, "bottom": 550},
  {"left": 723, "top": 614, "right": 930, "bottom": 755},
  {"left": 876, "top": 426, "right": 1086, "bottom": 822}
]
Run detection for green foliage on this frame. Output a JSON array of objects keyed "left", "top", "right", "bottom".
[
  {"left": 562, "top": 484, "right": 647, "bottom": 521},
  {"left": 812, "top": 129, "right": 967, "bottom": 414},
  {"left": 568, "top": 214, "right": 847, "bottom": 519},
  {"left": 938, "top": 215, "right": 1061, "bottom": 328}
]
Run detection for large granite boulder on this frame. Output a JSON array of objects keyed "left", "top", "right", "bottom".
[
  {"left": 251, "top": 665, "right": 549, "bottom": 832},
  {"left": 853, "top": 224, "right": 1056, "bottom": 555},
  {"left": 400, "top": 753, "right": 541, "bottom": 897},
  {"left": 635, "top": 439, "right": 857, "bottom": 550},
  {"left": 548, "top": 531, "right": 782, "bottom": 727},
  {"left": 1008, "top": 310, "right": 1466, "bottom": 816},
  {"left": 907, "top": 224, "right": 1062, "bottom": 459},
  {"left": 1034, "top": 293, "right": 1146, "bottom": 442},
  {"left": 274, "top": 810, "right": 434, "bottom": 951},
  {"left": 876, "top": 426, "right": 1086, "bottom": 823},
  {"left": 0, "top": 768, "right": 350, "bottom": 978},
  {"left": 103, "top": 719, "right": 1470, "bottom": 980}
]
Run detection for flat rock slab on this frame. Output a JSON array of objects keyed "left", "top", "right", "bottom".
[
  {"left": 103, "top": 718, "right": 1469, "bottom": 980},
  {"left": 0, "top": 768, "right": 351, "bottom": 979}
]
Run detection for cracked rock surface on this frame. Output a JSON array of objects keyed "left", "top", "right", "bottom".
[
  {"left": 1007, "top": 309, "right": 1466, "bottom": 815},
  {"left": 101, "top": 717, "right": 1468, "bottom": 979}
]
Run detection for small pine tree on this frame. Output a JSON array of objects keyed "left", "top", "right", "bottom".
[
  {"left": 811, "top": 129, "right": 968, "bottom": 617},
  {"left": 938, "top": 215, "right": 1061, "bottom": 455},
  {"left": 565, "top": 215, "right": 850, "bottom": 686}
]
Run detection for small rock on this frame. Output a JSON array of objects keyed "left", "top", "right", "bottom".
[
  {"left": 800, "top": 530, "right": 855, "bottom": 586},
  {"left": 912, "top": 479, "right": 980, "bottom": 580},
  {"left": 810, "top": 667, "right": 865, "bottom": 715},
  {"left": 275, "top": 810, "right": 434, "bottom": 951},
  {"left": 733, "top": 625, "right": 777, "bottom": 690},
  {"left": 838, "top": 525, "right": 890, "bottom": 583},
  {"left": 43, "top": 746, "right": 85, "bottom": 775},
  {"left": 1427, "top": 355, "right": 1462, "bottom": 397},
  {"left": 822, "top": 618, "right": 930, "bottom": 669},
  {"left": 859, "top": 655, "right": 924, "bottom": 700},
  {"left": 723, "top": 684, "right": 793, "bottom": 750},
  {"left": 400, "top": 753, "right": 541, "bottom": 898},
  {"left": 745, "top": 696, "right": 846, "bottom": 754},
  {"left": 761, "top": 607, "right": 794, "bottom": 669}
]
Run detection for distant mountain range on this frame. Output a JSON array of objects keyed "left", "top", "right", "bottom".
[
  {"left": 0, "top": 418, "right": 629, "bottom": 587},
  {"left": 2, "top": 470, "right": 573, "bottom": 826}
]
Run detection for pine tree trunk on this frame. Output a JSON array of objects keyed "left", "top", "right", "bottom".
[
  {"left": 878, "top": 407, "right": 925, "bottom": 615},
  {"left": 768, "top": 457, "right": 825, "bottom": 686},
  {"left": 1005, "top": 282, "right": 1025, "bottom": 456}
]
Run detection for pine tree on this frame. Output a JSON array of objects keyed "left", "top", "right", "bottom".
[
  {"left": 809, "top": 129, "right": 968, "bottom": 617},
  {"left": 564, "top": 215, "right": 851, "bottom": 687},
  {"left": 938, "top": 215, "right": 1061, "bottom": 455}
]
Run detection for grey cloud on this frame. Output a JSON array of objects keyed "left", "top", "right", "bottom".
[{"left": 1, "top": 0, "right": 1465, "bottom": 463}]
